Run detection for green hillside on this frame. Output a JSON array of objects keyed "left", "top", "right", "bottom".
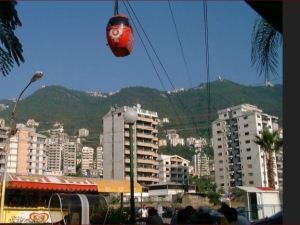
[{"left": 0, "top": 79, "right": 282, "bottom": 147}]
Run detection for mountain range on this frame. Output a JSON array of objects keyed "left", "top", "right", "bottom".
[{"left": 0, "top": 79, "right": 282, "bottom": 147}]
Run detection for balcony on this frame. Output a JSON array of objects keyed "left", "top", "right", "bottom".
[
  {"left": 138, "top": 116, "right": 154, "bottom": 123},
  {"left": 136, "top": 133, "right": 153, "bottom": 139},
  {"left": 137, "top": 167, "right": 159, "bottom": 173},
  {"left": 137, "top": 158, "right": 159, "bottom": 165},
  {"left": 136, "top": 124, "right": 153, "bottom": 131},
  {"left": 137, "top": 150, "right": 157, "bottom": 157},
  {"left": 137, "top": 141, "right": 153, "bottom": 148},
  {"left": 137, "top": 176, "right": 159, "bottom": 182}
]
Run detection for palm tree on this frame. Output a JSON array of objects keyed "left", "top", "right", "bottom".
[
  {"left": 0, "top": 0, "right": 24, "bottom": 76},
  {"left": 254, "top": 129, "right": 283, "bottom": 189},
  {"left": 251, "top": 17, "right": 282, "bottom": 86}
]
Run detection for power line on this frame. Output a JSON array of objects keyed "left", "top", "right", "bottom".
[
  {"left": 123, "top": 0, "right": 202, "bottom": 136},
  {"left": 203, "top": 0, "right": 211, "bottom": 141},
  {"left": 167, "top": 0, "right": 192, "bottom": 88},
  {"left": 122, "top": 0, "right": 186, "bottom": 128}
]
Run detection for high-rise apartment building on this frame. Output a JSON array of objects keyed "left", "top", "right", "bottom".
[
  {"left": 81, "top": 146, "right": 94, "bottom": 176},
  {"left": 166, "top": 129, "right": 185, "bottom": 147},
  {"left": 96, "top": 146, "right": 104, "bottom": 178},
  {"left": 3, "top": 124, "right": 47, "bottom": 175},
  {"left": 63, "top": 141, "right": 77, "bottom": 175},
  {"left": 158, "top": 154, "right": 190, "bottom": 184},
  {"left": 212, "top": 104, "right": 279, "bottom": 192},
  {"left": 103, "top": 104, "right": 159, "bottom": 185},
  {"left": 192, "top": 151, "right": 210, "bottom": 177},
  {"left": 0, "top": 119, "right": 9, "bottom": 173}
]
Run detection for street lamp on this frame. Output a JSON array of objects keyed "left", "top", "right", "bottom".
[
  {"left": 10, "top": 71, "right": 43, "bottom": 135},
  {"left": 0, "top": 71, "right": 43, "bottom": 222},
  {"left": 124, "top": 107, "right": 138, "bottom": 224}
]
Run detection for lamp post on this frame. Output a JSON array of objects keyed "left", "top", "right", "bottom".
[
  {"left": 0, "top": 71, "right": 43, "bottom": 222},
  {"left": 124, "top": 107, "right": 138, "bottom": 224}
]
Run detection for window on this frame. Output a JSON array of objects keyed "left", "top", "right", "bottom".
[
  {"left": 118, "top": 112, "right": 122, "bottom": 117},
  {"left": 217, "top": 123, "right": 220, "bottom": 126},
  {"left": 247, "top": 156, "right": 252, "bottom": 160},
  {"left": 221, "top": 183, "right": 225, "bottom": 187},
  {"left": 244, "top": 116, "right": 248, "bottom": 120},
  {"left": 246, "top": 148, "right": 251, "bottom": 152},
  {"left": 233, "top": 111, "right": 236, "bottom": 115},
  {"left": 218, "top": 145, "right": 222, "bottom": 149},
  {"left": 224, "top": 114, "right": 227, "bottom": 117},
  {"left": 258, "top": 123, "right": 261, "bottom": 126},
  {"left": 217, "top": 130, "right": 222, "bottom": 134},
  {"left": 219, "top": 160, "right": 223, "bottom": 164},
  {"left": 257, "top": 114, "right": 261, "bottom": 118},
  {"left": 219, "top": 168, "right": 223, "bottom": 171},
  {"left": 245, "top": 132, "right": 250, "bottom": 136},
  {"left": 248, "top": 164, "right": 252, "bottom": 168},
  {"left": 249, "top": 181, "right": 254, "bottom": 184},
  {"left": 218, "top": 153, "right": 222, "bottom": 156},
  {"left": 220, "top": 176, "right": 224, "bottom": 179},
  {"left": 245, "top": 140, "right": 250, "bottom": 144},
  {"left": 244, "top": 124, "right": 249, "bottom": 128},
  {"left": 166, "top": 162, "right": 169, "bottom": 165},
  {"left": 218, "top": 138, "right": 221, "bottom": 141},
  {"left": 248, "top": 173, "right": 253, "bottom": 176}
]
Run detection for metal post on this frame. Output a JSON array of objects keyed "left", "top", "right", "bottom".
[{"left": 129, "top": 123, "right": 135, "bottom": 224}]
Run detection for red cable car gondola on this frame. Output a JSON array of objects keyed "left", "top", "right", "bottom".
[{"left": 106, "top": 14, "right": 134, "bottom": 57}]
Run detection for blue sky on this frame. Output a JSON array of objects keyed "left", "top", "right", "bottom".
[{"left": 0, "top": 1, "right": 282, "bottom": 99}]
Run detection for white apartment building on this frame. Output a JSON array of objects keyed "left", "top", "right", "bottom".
[
  {"left": 0, "top": 119, "right": 9, "bottom": 173},
  {"left": 78, "top": 128, "right": 89, "bottom": 138},
  {"left": 81, "top": 146, "right": 94, "bottom": 176},
  {"left": 158, "top": 154, "right": 190, "bottom": 184},
  {"left": 46, "top": 141, "right": 63, "bottom": 175},
  {"left": 96, "top": 146, "right": 104, "bottom": 177},
  {"left": 103, "top": 104, "right": 159, "bottom": 185},
  {"left": 166, "top": 130, "right": 185, "bottom": 147},
  {"left": 212, "top": 104, "right": 279, "bottom": 192},
  {"left": 186, "top": 137, "right": 207, "bottom": 148},
  {"left": 192, "top": 151, "right": 210, "bottom": 177},
  {"left": 63, "top": 141, "right": 77, "bottom": 175}
]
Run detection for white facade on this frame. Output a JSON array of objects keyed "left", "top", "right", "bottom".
[
  {"left": 212, "top": 104, "right": 279, "bottom": 192},
  {"left": 81, "top": 146, "right": 94, "bottom": 176},
  {"left": 192, "top": 151, "right": 210, "bottom": 177},
  {"left": 47, "top": 141, "right": 62, "bottom": 174},
  {"left": 0, "top": 119, "right": 9, "bottom": 172},
  {"left": 158, "top": 154, "right": 190, "bottom": 184},
  {"left": 63, "top": 141, "right": 77, "bottom": 175},
  {"left": 103, "top": 104, "right": 159, "bottom": 185},
  {"left": 78, "top": 128, "right": 89, "bottom": 138},
  {"left": 96, "top": 146, "right": 104, "bottom": 177}
]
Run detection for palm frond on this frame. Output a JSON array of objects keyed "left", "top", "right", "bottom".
[
  {"left": 0, "top": 47, "right": 14, "bottom": 76},
  {"left": 251, "top": 17, "right": 282, "bottom": 83},
  {"left": 0, "top": 0, "right": 24, "bottom": 77}
]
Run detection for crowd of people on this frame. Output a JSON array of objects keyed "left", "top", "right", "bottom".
[{"left": 138, "top": 203, "right": 250, "bottom": 225}]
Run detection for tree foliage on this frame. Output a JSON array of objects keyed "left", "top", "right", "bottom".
[
  {"left": 254, "top": 129, "right": 283, "bottom": 188},
  {"left": 0, "top": 1, "right": 24, "bottom": 76},
  {"left": 251, "top": 17, "right": 282, "bottom": 85},
  {"left": 189, "top": 176, "right": 223, "bottom": 205}
]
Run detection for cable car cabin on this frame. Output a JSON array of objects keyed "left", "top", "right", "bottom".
[{"left": 106, "top": 14, "right": 133, "bottom": 57}]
